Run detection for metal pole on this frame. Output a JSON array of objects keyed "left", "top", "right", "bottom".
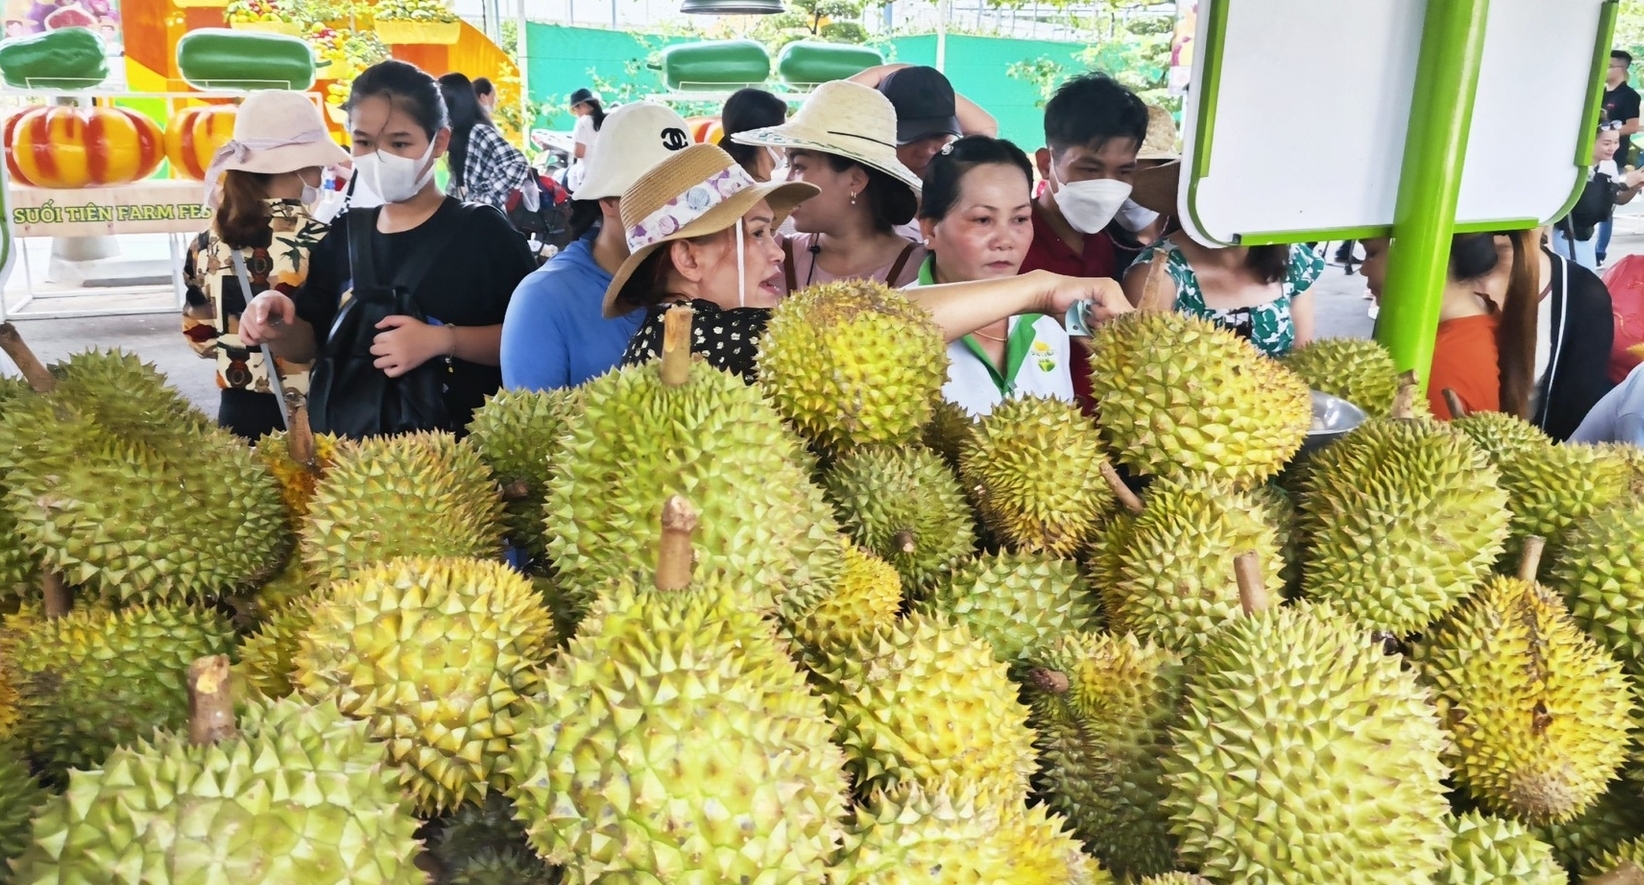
[
  {"left": 1374, "top": 0, "right": 1492, "bottom": 390},
  {"left": 517, "top": 0, "right": 529, "bottom": 121},
  {"left": 935, "top": 0, "right": 949, "bottom": 72}
]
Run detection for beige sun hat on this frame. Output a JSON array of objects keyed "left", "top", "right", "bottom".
[
  {"left": 603, "top": 143, "right": 819, "bottom": 318},
  {"left": 1138, "top": 105, "right": 1181, "bottom": 161},
  {"left": 730, "top": 80, "right": 922, "bottom": 195},
  {"left": 203, "top": 91, "right": 349, "bottom": 198}
]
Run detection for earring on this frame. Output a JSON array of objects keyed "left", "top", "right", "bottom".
[{"left": 850, "top": 191, "right": 857, "bottom": 205}]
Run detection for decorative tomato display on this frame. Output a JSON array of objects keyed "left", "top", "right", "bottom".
[
  {"left": 5, "top": 105, "right": 164, "bottom": 188},
  {"left": 164, "top": 105, "right": 237, "bottom": 181}
]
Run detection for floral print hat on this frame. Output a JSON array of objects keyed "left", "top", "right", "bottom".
[{"left": 602, "top": 143, "right": 818, "bottom": 318}]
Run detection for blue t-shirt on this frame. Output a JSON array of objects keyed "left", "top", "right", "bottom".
[
  {"left": 500, "top": 227, "right": 644, "bottom": 390},
  {"left": 1571, "top": 361, "right": 1644, "bottom": 445}
]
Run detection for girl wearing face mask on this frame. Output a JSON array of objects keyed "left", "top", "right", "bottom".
[
  {"left": 611, "top": 144, "right": 1136, "bottom": 384},
  {"left": 911, "top": 136, "right": 1072, "bottom": 416},
  {"left": 731, "top": 80, "right": 927, "bottom": 290},
  {"left": 239, "top": 60, "right": 539, "bottom": 436},
  {"left": 183, "top": 89, "right": 350, "bottom": 440},
  {"left": 1120, "top": 234, "right": 1322, "bottom": 359}
]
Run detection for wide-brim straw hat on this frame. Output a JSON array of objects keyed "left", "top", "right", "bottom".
[
  {"left": 730, "top": 80, "right": 923, "bottom": 196},
  {"left": 602, "top": 143, "right": 819, "bottom": 318},
  {"left": 1138, "top": 105, "right": 1181, "bottom": 161}
]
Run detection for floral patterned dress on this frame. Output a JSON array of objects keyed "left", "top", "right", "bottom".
[{"left": 1132, "top": 239, "right": 1323, "bottom": 358}]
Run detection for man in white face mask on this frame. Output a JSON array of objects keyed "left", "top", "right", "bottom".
[{"left": 1111, "top": 104, "right": 1180, "bottom": 244}]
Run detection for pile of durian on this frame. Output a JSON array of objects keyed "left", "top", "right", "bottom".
[{"left": 0, "top": 278, "right": 1642, "bottom": 885}]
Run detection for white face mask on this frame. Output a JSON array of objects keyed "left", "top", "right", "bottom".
[
  {"left": 355, "top": 138, "right": 437, "bottom": 204},
  {"left": 1114, "top": 198, "right": 1159, "bottom": 233},
  {"left": 1051, "top": 166, "right": 1132, "bottom": 234},
  {"left": 297, "top": 170, "right": 322, "bottom": 207}
]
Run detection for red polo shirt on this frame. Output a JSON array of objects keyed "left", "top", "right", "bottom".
[{"left": 1020, "top": 204, "right": 1121, "bottom": 416}]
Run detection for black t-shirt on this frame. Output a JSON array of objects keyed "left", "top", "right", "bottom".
[
  {"left": 1605, "top": 83, "right": 1641, "bottom": 162},
  {"left": 295, "top": 198, "right": 537, "bottom": 430}
]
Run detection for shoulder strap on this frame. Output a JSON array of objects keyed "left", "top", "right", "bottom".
[
  {"left": 346, "top": 207, "right": 382, "bottom": 292},
  {"left": 886, "top": 242, "right": 917, "bottom": 285},
  {"left": 783, "top": 237, "right": 798, "bottom": 293}
]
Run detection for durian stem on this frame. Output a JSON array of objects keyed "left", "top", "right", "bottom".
[
  {"left": 1027, "top": 668, "right": 1070, "bottom": 695},
  {"left": 501, "top": 479, "right": 532, "bottom": 502},
  {"left": 287, "top": 402, "right": 317, "bottom": 470},
  {"left": 1586, "top": 862, "right": 1644, "bottom": 885},
  {"left": 893, "top": 529, "right": 917, "bottom": 554},
  {"left": 1100, "top": 461, "right": 1144, "bottom": 515},
  {"left": 659, "top": 306, "right": 696, "bottom": 388},
  {"left": 41, "top": 570, "right": 70, "bottom": 618},
  {"left": 654, "top": 495, "right": 699, "bottom": 591},
  {"left": 1137, "top": 252, "right": 1175, "bottom": 313},
  {"left": 186, "top": 655, "right": 238, "bottom": 746},
  {"left": 1234, "top": 552, "right": 1269, "bottom": 615},
  {"left": 1390, "top": 371, "right": 1419, "bottom": 420},
  {"left": 0, "top": 322, "right": 56, "bottom": 393},
  {"left": 1519, "top": 536, "right": 1546, "bottom": 582},
  {"left": 1441, "top": 388, "right": 1468, "bottom": 420}
]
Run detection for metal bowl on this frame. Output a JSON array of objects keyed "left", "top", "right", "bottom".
[{"left": 1301, "top": 390, "right": 1368, "bottom": 453}]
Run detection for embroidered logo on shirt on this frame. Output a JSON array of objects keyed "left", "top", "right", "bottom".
[{"left": 1031, "top": 339, "right": 1056, "bottom": 373}]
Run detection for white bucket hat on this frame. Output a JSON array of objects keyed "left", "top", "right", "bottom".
[
  {"left": 202, "top": 90, "right": 350, "bottom": 206},
  {"left": 574, "top": 102, "right": 694, "bottom": 201},
  {"left": 730, "top": 80, "right": 922, "bottom": 196}
]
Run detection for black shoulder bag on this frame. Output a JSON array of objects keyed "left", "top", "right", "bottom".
[{"left": 307, "top": 204, "right": 456, "bottom": 439}]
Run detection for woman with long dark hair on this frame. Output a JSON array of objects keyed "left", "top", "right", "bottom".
[
  {"left": 239, "top": 59, "right": 537, "bottom": 436},
  {"left": 718, "top": 87, "right": 787, "bottom": 182},
  {"left": 437, "top": 71, "right": 530, "bottom": 210},
  {"left": 182, "top": 89, "right": 348, "bottom": 439},
  {"left": 566, "top": 87, "right": 605, "bottom": 191}
]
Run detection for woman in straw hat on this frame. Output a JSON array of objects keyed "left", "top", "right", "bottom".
[
  {"left": 182, "top": 89, "right": 350, "bottom": 440},
  {"left": 732, "top": 80, "right": 927, "bottom": 290},
  {"left": 608, "top": 144, "right": 1134, "bottom": 383}
]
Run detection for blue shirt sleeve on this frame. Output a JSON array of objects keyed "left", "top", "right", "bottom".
[{"left": 502, "top": 269, "right": 571, "bottom": 391}]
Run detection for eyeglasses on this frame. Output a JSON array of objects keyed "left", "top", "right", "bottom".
[{"left": 1601, "top": 120, "right": 1626, "bottom": 131}]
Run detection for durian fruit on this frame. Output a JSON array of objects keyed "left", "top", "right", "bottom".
[
  {"left": 2, "top": 603, "right": 237, "bottom": 781},
  {"left": 1252, "top": 483, "right": 1301, "bottom": 592},
  {"left": 1162, "top": 583, "right": 1453, "bottom": 883},
  {"left": 0, "top": 376, "right": 35, "bottom": 599},
  {"left": 10, "top": 697, "right": 427, "bottom": 884},
  {"left": 807, "top": 610, "right": 1038, "bottom": 799},
  {"left": 831, "top": 775, "right": 1112, "bottom": 885},
  {"left": 509, "top": 497, "right": 849, "bottom": 885},
  {"left": 225, "top": 553, "right": 318, "bottom": 631},
  {"left": 1085, "top": 310, "right": 1311, "bottom": 486},
  {"left": 0, "top": 663, "right": 16, "bottom": 739},
  {"left": 545, "top": 312, "right": 845, "bottom": 621},
  {"left": 0, "top": 740, "right": 45, "bottom": 884},
  {"left": 822, "top": 445, "right": 977, "bottom": 593},
  {"left": 1550, "top": 499, "right": 1644, "bottom": 672},
  {"left": 1099, "top": 473, "right": 1284, "bottom": 655},
  {"left": 1413, "top": 558, "right": 1636, "bottom": 825},
  {"left": 1280, "top": 337, "right": 1409, "bottom": 418},
  {"left": 1437, "top": 811, "right": 1564, "bottom": 885},
  {"left": 529, "top": 572, "right": 588, "bottom": 645},
  {"left": 254, "top": 426, "right": 339, "bottom": 520},
  {"left": 1529, "top": 784, "right": 1644, "bottom": 876},
  {"left": 293, "top": 557, "right": 555, "bottom": 814},
  {"left": 1297, "top": 407, "right": 1510, "bottom": 634},
  {"left": 236, "top": 595, "right": 317, "bottom": 700},
  {"left": 1587, "top": 836, "right": 1644, "bottom": 882},
  {"left": 1492, "top": 441, "right": 1631, "bottom": 564},
  {"left": 756, "top": 278, "right": 947, "bottom": 455},
  {"left": 787, "top": 544, "right": 903, "bottom": 653},
  {"left": 301, "top": 431, "right": 505, "bottom": 584},
  {"left": 919, "top": 552, "right": 1099, "bottom": 667},
  {"left": 1024, "top": 631, "right": 1185, "bottom": 880},
  {"left": 0, "top": 350, "right": 290, "bottom": 603},
  {"left": 1451, "top": 411, "right": 1552, "bottom": 466},
  {"left": 958, "top": 395, "right": 1113, "bottom": 557},
  {"left": 427, "top": 794, "right": 557, "bottom": 885},
  {"left": 923, "top": 397, "right": 976, "bottom": 469},
  {"left": 465, "top": 388, "right": 577, "bottom": 564},
  {"left": 1137, "top": 876, "right": 1211, "bottom": 885}
]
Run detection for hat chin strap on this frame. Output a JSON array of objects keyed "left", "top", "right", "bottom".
[{"left": 736, "top": 217, "right": 746, "bottom": 309}]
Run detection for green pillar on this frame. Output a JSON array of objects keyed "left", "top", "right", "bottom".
[{"left": 1374, "top": 0, "right": 1493, "bottom": 387}]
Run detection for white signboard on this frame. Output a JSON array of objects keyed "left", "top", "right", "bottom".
[{"left": 1178, "top": 0, "right": 1609, "bottom": 246}]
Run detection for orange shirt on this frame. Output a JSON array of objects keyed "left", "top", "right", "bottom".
[{"left": 1429, "top": 313, "right": 1501, "bottom": 419}]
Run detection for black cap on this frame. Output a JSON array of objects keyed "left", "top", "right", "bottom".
[
  {"left": 877, "top": 66, "right": 962, "bottom": 146},
  {"left": 569, "top": 87, "right": 598, "bottom": 106}
]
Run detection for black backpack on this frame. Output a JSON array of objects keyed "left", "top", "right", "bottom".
[{"left": 504, "top": 169, "right": 574, "bottom": 259}]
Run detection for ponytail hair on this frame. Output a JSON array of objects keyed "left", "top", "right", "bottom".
[
  {"left": 213, "top": 170, "right": 274, "bottom": 250},
  {"left": 1493, "top": 229, "right": 1541, "bottom": 420},
  {"left": 586, "top": 98, "right": 606, "bottom": 132}
]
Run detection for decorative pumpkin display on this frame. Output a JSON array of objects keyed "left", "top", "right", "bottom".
[
  {"left": 164, "top": 105, "right": 237, "bottom": 181},
  {"left": 4, "top": 105, "right": 164, "bottom": 189}
]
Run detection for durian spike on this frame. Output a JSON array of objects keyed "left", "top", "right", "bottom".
[
  {"left": 1026, "top": 667, "right": 1070, "bottom": 695},
  {"left": 1234, "top": 551, "right": 1269, "bottom": 615},
  {"left": 287, "top": 402, "right": 317, "bottom": 471},
  {"left": 1518, "top": 535, "right": 1546, "bottom": 583},
  {"left": 1136, "top": 251, "right": 1175, "bottom": 312},
  {"left": 1441, "top": 388, "right": 1469, "bottom": 420},
  {"left": 1586, "top": 863, "right": 1644, "bottom": 885},
  {"left": 654, "top": 495, "right": 699, "bottom": 591},
  {"left": 660, "top": 305, "right": 696, "bottom": 388},
  {"left": 1100, "top": 461, "right": 1144, "bottom": 515},
  {"left": 41, "top": 571, "right": 70, "bottom": 619},
  {"left": 0, "top": 322, "right": 56, "bottom": 393},
  {"left": 186, "top": 654, "right": 238, "bottom": 746},
  {"left": 1390, "top": 371, "right": 1419, "bottom": 420}
]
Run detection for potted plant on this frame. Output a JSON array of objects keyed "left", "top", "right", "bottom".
[{"left": 370, "top": 0, "right": 459, "bottom": 45}]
